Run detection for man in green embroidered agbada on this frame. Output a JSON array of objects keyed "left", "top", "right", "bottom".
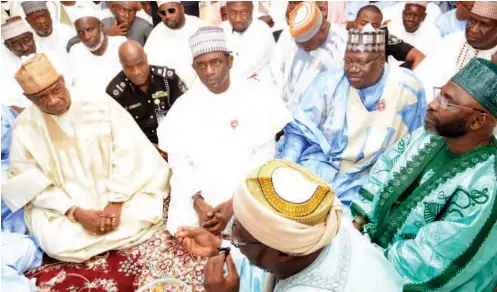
[{"left": 351, "top": 57, "right": 497, "bottom": 292}]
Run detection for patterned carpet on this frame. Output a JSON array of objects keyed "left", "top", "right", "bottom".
[{"left": 25, "top": 198, "right": 208, "bottom": 292}]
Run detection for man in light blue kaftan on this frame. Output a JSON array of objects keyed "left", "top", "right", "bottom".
[
  {"left": 434, "top": 1, "right": 473, "bottom": 38},
  {"left": 278, "top": 26, "right": 426, "bottom": 208},
  {"left": 351, "top": 58, "right": 497, "bottom": 292},
  {"left": 1, "top": 105, "right": 43, "bottom": 291}
]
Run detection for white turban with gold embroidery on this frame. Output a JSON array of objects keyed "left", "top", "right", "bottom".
[{"left": 233, "top": 160, "right": 343, "bottom": 256}]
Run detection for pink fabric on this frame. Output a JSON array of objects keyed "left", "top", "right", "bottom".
[{"left": 327, "top": 1, "right": 348, "bottom": 26}]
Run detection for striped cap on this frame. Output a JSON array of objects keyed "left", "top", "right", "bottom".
[
  {"left": 471, "top": 1, "right": 497, "bottom": 20},
  {"left": 189, "top": 26, "right": 228, "bottom": 59},
  {"left": 347, "top": 24, "right": 385, "bottom": 53},
  {"left": 289, "top": 2, "right": 323, "bottom": 43}
]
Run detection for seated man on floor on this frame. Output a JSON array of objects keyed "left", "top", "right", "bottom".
[
  {"left": 351, "top": 58, "right": 497, "bottom": 291},
  {"left": 176, "top": 160, "right": 404, "bottom": 292},
  {"left": 157, "top": 26, "right": 290, "bottom": 236},
  {"left": 1, "top": 105, "right": 42, "bottom": 291},
  {"left": 2, "top": 54, "right": 170, "bottom": 263},
  {"left": 278, "top": 25, "right": 427, "bottom": 208}
]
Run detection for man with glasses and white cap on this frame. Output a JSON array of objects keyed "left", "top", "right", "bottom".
[
  {"left": 1, "top": 16, "right": 71, "bottom": 110},
  {"left": 176, "top": 160, "right": 404, "bottom": 291},
  {"left": 144, "top": 1, "right": 205, "bottom": 87},
  {"left": 278, "top": 24, "right": 426, "bottom": 210},
  {"left": 157, "top": 26, "right": 290, "bottom": 237},
  {"left": 351, "top": 57, "right": 497, "bottom": 291}
]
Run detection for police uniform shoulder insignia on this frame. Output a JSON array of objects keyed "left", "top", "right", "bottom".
[
  {"left": 150, "top": 65, "right": 171, "bottom": 78},
  {"left": 178, "top": 79, "right": 188, "bottom": 93},
  {"left": 388, "top": 34, "right": 402, "bottom": 46},
  {"left": 106, "top": 71, "right": 128, "bottom": 99}
]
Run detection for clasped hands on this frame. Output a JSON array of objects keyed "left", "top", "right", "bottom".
[
  {"left": 71, "top": 202, "right": 123, "bottom": 235},
  {"left": 194, "top": 198, "right": 233, "bottom": 235}
]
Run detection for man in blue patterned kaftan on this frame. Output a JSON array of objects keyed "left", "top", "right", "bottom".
[
  {"left": 278, "top": 25, "right": 426, "bottom": 208},
  {"left": 1, "top": 105, "right": 43, "bottom": 291},
  {"left": 351, "top": 58, "right": 497, "bottom": 292}
]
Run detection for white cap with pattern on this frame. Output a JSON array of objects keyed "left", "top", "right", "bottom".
[{"left": 189, "top": 26, "right": 228, "bottom": 59}]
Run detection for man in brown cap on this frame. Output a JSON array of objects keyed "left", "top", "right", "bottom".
[
  {"left": 2, "top": 54, "right": 170, "bottom": 263},
  {"left": 415, "top": 1, "right": 497, "bottom": 103}
]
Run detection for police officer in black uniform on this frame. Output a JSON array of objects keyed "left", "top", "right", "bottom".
[{"left": 106, "top": 41, "right": 187, "bottom": 146}]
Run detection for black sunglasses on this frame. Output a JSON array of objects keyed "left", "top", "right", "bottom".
[{"left": 158, "top": 7, "right": 176, "bottom": 17}]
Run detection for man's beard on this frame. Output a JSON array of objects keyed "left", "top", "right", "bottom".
[
  {"left": 88, "top": 32, "right": 105, "bottom": 52},
  {"left": 434, "top": 116, "right": 468, "bottom": 138}
]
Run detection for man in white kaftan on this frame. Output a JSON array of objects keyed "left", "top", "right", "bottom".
[
  {"left": 2, "top": 54, "right": 169, "bottom": 263},
  {"left": 176, "top": 160, "right": 404, "bottom": 292},
  {"left": 1, "top": 16, "right": 71, "bottom": 109},
  {"left": 220, "top": 2, "right": 275, "bottom": 80},
  {"left": 144, "top": 1, "right": 205, "bottom": 88},
  {"left": 386, "top": 2, "right": 441, "bottom": 57},
  {"left": 69, "top": 11, "right": 125, "bottom": 97},
  {"left": 264, "top": 2, "right": 347, "bottom": 111},
  {"left": 157, "top": 26, "right": 290, "bottom": 236},
  {"left": 414, "top": 1, "right": 497, "bottom": 103},
  {"left": 21, "top": 1, "right": 74, "bottom": 54}
]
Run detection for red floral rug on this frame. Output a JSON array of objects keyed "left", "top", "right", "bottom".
[{"left": 25, "top": 199, "right": 208, "bottom": 292}]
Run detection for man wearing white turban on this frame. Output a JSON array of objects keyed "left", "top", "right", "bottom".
[{"left": 176, "top": 160, "right": 404, "bottom": 292}]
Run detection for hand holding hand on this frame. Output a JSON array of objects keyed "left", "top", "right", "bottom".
[{"left": 100, "top": 202, "right": 123, "bottom": 233}]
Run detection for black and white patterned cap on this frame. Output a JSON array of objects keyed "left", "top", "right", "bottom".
[
  {"left": 189, "top": 26, "right": 228, "bottom": 59},
  {"left": 347, "top": 24, "right": 386, "bottom": 53}
]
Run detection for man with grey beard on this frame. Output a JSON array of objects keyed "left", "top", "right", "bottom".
[{"left": 68, "top": 11, "right": 126, "bottom": 95}]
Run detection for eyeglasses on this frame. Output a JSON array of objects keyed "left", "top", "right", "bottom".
[
  {"left": 230, "top": 221, "right": 263, "bottom": 248},
  {"left": 158, "top": 7, "right": 176, "bottom": 17},
  {"left": 433, "top": 87, "right": 486, "bottom": 113},
  {"left": 344, "top": 56, "right": 382, "bottom": 69},
  {"left": 6, "top": 36, "right": 34, "bottom": 50}
]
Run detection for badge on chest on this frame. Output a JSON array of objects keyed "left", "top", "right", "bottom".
[{"left": 152, "top": 91, "right": 168, "bottom": 100}]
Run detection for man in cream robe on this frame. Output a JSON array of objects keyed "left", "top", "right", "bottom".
[
  {"left": 414, "top": 1, "right": 497, "bottom": 103},
  {"left": 2, "top": 54, "right": 169, "bottom": 263},
  {"left": 176, "top": 160, "right": 404, "bottom": 292},
  {"left": 220, "top": 1, "right": 275, "bottom": 79},
  {"left": 144, "top": 1, "right": 205, "bottom": 88},
  {"left": 157, "top": 26, "right": 290, "bottom": 235}
]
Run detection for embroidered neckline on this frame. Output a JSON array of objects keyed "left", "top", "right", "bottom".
[{"left": 370, "top": 135, "right": 497, "bottom": 247}]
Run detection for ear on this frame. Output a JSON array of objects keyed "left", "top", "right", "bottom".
[
  {"left": 4, "top": 41, "right": 11, "bottom": 51},
  {"left": 379, "top": 54, "right": 386, "bottom": 66},
  {"left": 228, "top": 54, "right": 234, "bottom": 69},
  {"left": 422, "top": 12, "right": 427, "bottom": 21},
  {"left": 59, "top": 75, "right": 66, "bottom": 85},
  {"left": 100, "top": 22, "right": 105, "bottom": 32},
  {"left": 469, "top": 113, "right": 490, "bottom": 131}
]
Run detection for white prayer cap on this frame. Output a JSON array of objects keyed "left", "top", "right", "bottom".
[
  {"left": 406, "top": 1, "right": 427, "bottom": 8},
  {"left": 189, "top": 26, "right": 228, "bottom": 59},
  {"left": 73, "top": 5, "right": 100, "bottom": 23},
  {"left": 233, "top": 160, "right": 343, "bottom": 256},
  {"left": 1, "top": 16, "right": 31, "bottom": 41},
  {"left": 471, "top": 1, "right": 497, "bottom": 20},
  {"left": 157, "top": 1, "right": 181, "bottom": 8}
]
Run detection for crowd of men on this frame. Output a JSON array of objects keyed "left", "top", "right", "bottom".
[{"left": 1, "top": 1, "right": 497, "bottom": 292}]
